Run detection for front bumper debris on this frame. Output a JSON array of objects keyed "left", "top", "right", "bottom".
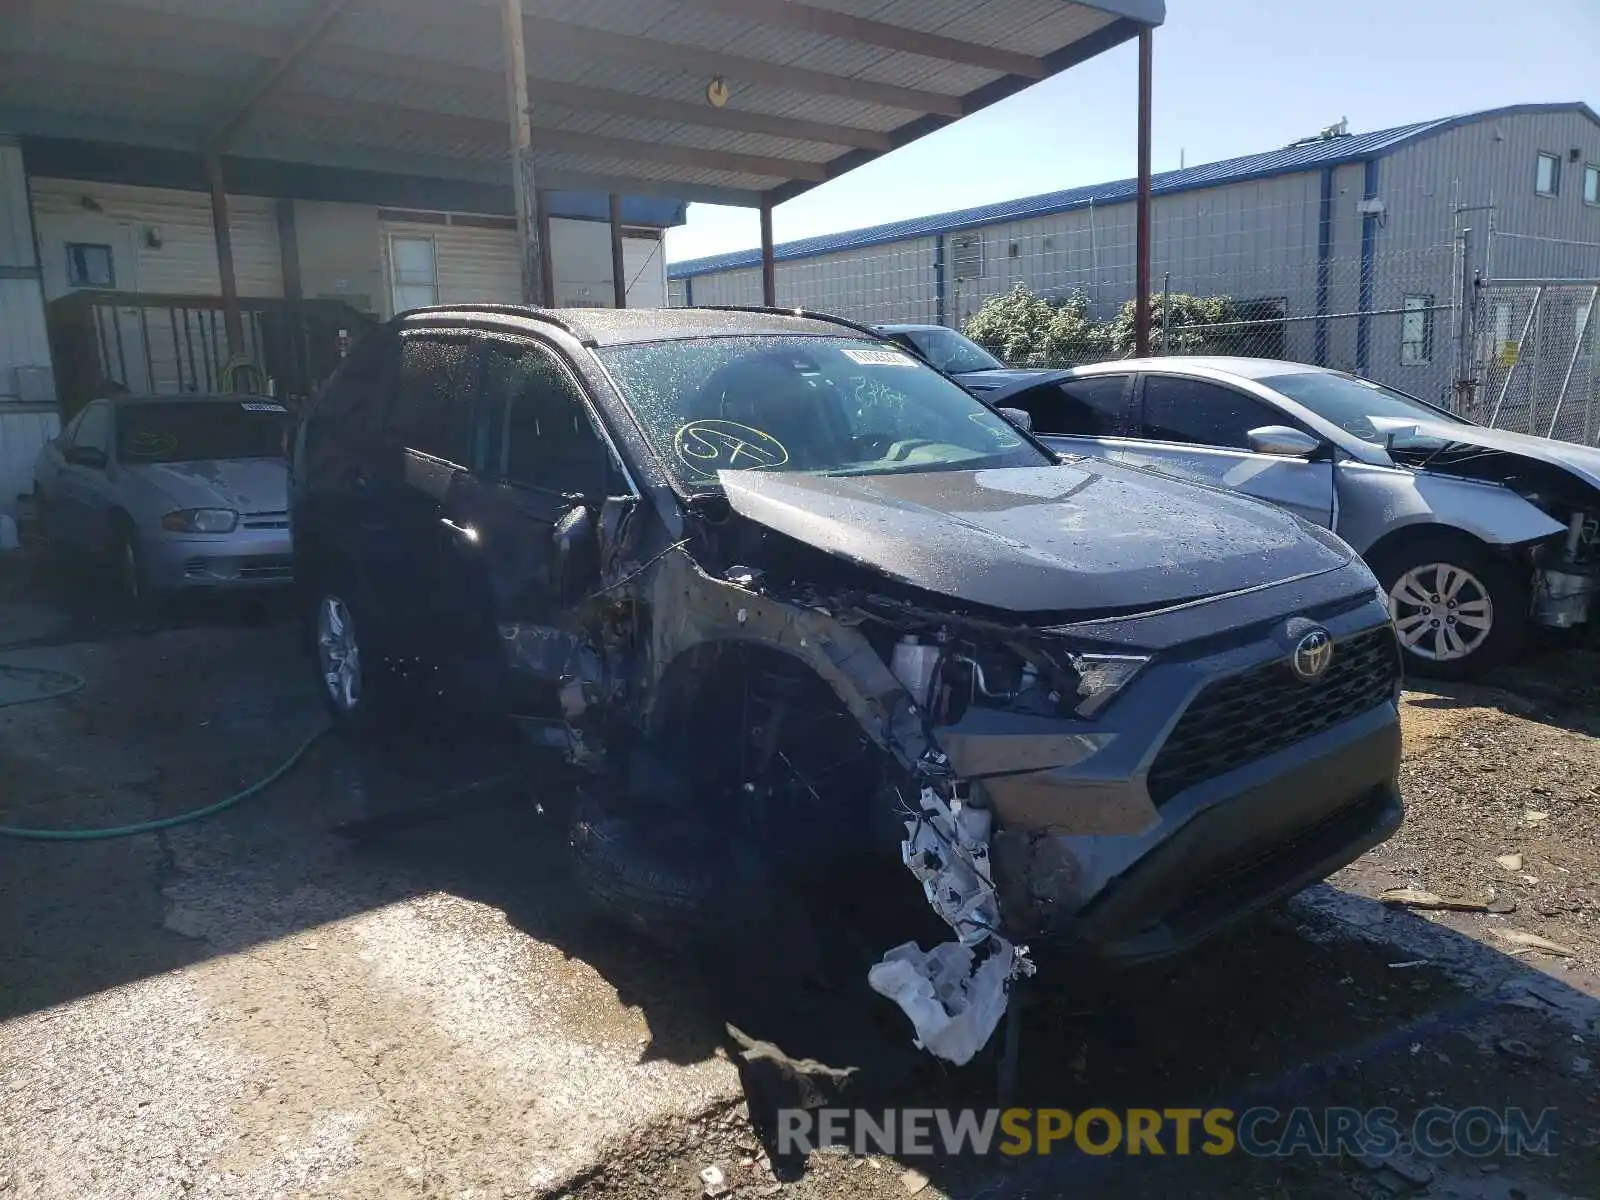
[{"left": 868, "top": 786, "right": 1034, "bottom": 1067}]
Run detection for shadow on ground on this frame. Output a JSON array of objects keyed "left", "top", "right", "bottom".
[{"left": 2, "top": 558, "right": 1597, "bottom": 1198}]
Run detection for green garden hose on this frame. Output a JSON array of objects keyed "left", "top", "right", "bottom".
[{"left": 0, "top": 662, "right": 327, "bottom": 842}]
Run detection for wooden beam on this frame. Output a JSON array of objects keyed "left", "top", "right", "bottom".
[
  {"left": 503, "top": 0, "right": 546, "bottom": 306},
  {"left": 205, "top": 0, "right": 351, "bottom": 152},
  {"left": 524, "top": 17, "right": 966, "bottom": 117},
  {"left": 609, "top": 193, "right": 627, "bottom": 309},
  {"left": 535, "top": 188, "right": 556, "bottom": 304},
  {"left": 204, "top": 152, "right": 244, "bottom": 356},
  {"left": 672, "top": 0, "right": 1044, "bottom": 79}
]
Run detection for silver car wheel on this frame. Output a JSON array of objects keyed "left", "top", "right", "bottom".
[
  {"left": 1388, "top": 562, "right": 1494, "bottom": 663},
  {"left": 316, "top": 595, "right": 363, "bottom": 714}
]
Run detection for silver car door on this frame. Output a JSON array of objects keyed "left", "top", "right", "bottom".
[
  {"left": 1114, "top": 373, "right": 1336, "bottom": 528},
  {"left": 1005, "top": 373, "right": 1137, "bottom": 466}
]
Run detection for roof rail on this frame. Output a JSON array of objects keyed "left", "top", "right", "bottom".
[
  {"left": 401, "top": 304, "right": 596, "bottom": 346},
  {"left": 689, "top": 304, "right": 887, "bottom": 343}
]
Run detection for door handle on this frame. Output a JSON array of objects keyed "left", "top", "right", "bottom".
[{"left": 440, "top": 518, "right": 481, "bottom": 545}]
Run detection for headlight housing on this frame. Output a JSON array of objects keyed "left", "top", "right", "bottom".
[
  {"left": 161, "top": 507, "right": 238, "bottom": 533},
  {"left": 894, "top": 632, "right": 1148, "bottom": 723}
]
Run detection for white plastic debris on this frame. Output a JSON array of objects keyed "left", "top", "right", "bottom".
[
  {"left": 699, "top": 1165, "right": 729, "bottom": 1198},
  {"left": 870, "top": 786, "right": 1036, "bottom": 1066},
  {"left": 869, "top": 940, "right": 1016, "bottom": 1066}
]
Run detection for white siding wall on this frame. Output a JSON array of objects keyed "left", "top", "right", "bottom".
[
  {"left": 0, "top": 139, "right": 58, "bottom": 515},
  {"left": 32, "top": 178, "right": 282, "bottom": 300},
  {"left": 380, "top": 215, "right": 669, "bottom": 312}
]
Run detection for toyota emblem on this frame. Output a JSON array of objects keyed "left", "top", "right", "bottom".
[{"left": 1291, "top": 629, "right": 1334, "bottom": 681}]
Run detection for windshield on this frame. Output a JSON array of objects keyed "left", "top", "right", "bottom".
[
  {"left": 904, "top": 328, "right": 1005, "bottom": 374},
  {"left": 598, "top": 336, "right": 1048, "bottom": 490},
  {"left": 1261, "top": 371, "right": 1468, "bottom": 443},
  {"left": 117, "top": 400, "right": 290, "bottom": 464}
]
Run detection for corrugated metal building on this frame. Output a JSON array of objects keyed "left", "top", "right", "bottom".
[{"left": 670, "top": 102, "right": 1600, "bottom": 404}]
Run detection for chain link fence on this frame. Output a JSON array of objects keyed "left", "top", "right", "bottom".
[
  {"left": 672, "top": 187, "right": 1600, "bottom": 442},
  {"left": 1471, "top": 281, "right": 1600, "bottom": 445}
]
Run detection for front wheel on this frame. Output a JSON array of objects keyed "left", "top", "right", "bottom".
[
  {"left": 312, "top": 589, "right": 401, "bottom": 731},
  {"left": 1369, "top": 533, "right": 1528, "bottom": 680}
]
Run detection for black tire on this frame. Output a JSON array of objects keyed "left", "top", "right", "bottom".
[
  {"left": 1367, "top": 530, "right": 1529, "bottom": 681},
  {"left": 567, "top": 791, "right": 772, "bottom": 950}
]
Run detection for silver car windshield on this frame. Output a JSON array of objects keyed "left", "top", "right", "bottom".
[
  {"left": 598, "top": 335, "right": 1047, "bottom": 490},
  {"left": 1261, "top": 372, "right": 1468, "bottom": 443}
]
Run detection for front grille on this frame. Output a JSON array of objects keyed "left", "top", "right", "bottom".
[
  {"left": 241, "top": 511, "right": 289, "bottom": 529},
  {"left": 1146, "top": 626, "right": 1399, "bottom": 806}
]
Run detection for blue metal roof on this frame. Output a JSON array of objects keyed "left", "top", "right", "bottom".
[{"left": 669, "top": 102, "right": 1599, "bottom": 278}]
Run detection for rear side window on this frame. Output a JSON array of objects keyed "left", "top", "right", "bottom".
[
  {"left": 475, "top": 341, "right": 618, "bottom": 499},
  {"left": 1013, "top": 374, "right": 1132, "bottom": 436},
  {"left": 394, "top": 334, "right": 479, "bottom": 464},
  {"left": 1139, "top": 375, "right": 1283, "bottom": 450}
]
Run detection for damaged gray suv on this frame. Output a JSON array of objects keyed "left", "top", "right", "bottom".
[{"left": 291, "top": 306, "right": 1403, "bottom": 1066}]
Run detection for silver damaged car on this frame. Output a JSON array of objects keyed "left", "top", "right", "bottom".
[
  {"left": 32, "top": 393, "right": 294, "bottom": 608},
  {"left": 987, "top": 358, "right": 1600, "bottom": 677}
]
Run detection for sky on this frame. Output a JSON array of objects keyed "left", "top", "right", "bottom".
[{"left": 664, "top": 0, "right": 1599, "bottom": 265}]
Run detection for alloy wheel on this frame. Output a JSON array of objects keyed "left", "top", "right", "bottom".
[
  {"left": 1388, "top": 562, "right": 1494, "bottom": 663},
  {"left": 316, "top": 595, "right": 363, "bottom": 714}
]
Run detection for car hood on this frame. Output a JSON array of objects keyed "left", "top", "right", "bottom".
[
  {"left": 954, "top": 367, "right": 1064, "bottom": 393},
  {"left": 125, "top": 458, "right": 288, "bottom": 513},
  {"left": 718, "top": 463, "right": 1352, "bottom": 615},
  {"left": 1369, "top": 417, "right": 1600, "bottom": 490},
  {"left": 974, "top": 368, "right": 1077, "bottom": 400}
]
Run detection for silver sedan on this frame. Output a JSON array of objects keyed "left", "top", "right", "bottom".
[
  {"left": 988, "top": 358, "right": 1600, "bottom": 678},
  {"left": 32, "top": 394, "right": 294, "bottom": 609}
]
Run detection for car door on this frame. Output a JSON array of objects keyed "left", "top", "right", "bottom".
[
  {"left": 358, "top": 327, "right": 486, "bottom": 679},
  {"left": 437, "top": 334, "right": 627, "bottom": 715},
  {"left": 1008, "top": 373, "right": 1137, "bottom": 465},
  {"left": 53, "top": 401, "right": 116, "bottom": 552},
  {"left": 1114, "top": 373, "right": 1336, "bottom": 527}
]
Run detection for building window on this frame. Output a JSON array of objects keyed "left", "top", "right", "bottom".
[
  {"left": 1401, "top": 294, "right": 1434, "bottom": 365},
  {"left": 1535, "top": 152, "right": 1561, "bottom": 197},
  {"left": 1585, "top": 163, "right": 1600, "bottom": 207},
  {"left": 389, "top": 235, "right": 439, "bottom": 313},
  {"left": 65, "top": 243, "right": 115, "bottom": 288}
]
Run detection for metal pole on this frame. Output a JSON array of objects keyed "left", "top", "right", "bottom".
[
  {"left": 760, "top": 199, "right": 777, "bottom": 307},
  {"left": 1160, "top": 271, "right": 1170, "bottom": 353},
  {"left": 502, "top": 0, "right": 546, "bottom": 305},
  {"left": 205, "top": 151, "right": 245, "bottom": 358},
  {"left": 1133, "top": 26, "right": 1153, "bottom": 357},
  {"left": 1453, "top": 226, "right": 1477, "bottom": 415},
  {"left": 609, "top": 193, "right": 627, "bottom": 309}
]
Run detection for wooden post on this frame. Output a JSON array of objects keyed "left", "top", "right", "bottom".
[
  {"left": 760, "top": 199, "right": 776, "bottom": 307},
  {"left": 536, "top": 189, "right": 556, "bottom": 305},
  {"left": 502, "top": 0, "right": 547, "bottom": 305},
  {"left": 205, "top": 152, "right": 245, "bottom": 357},
  {"left": 609, "top": 193, "right": 627, "bottom": 309},
  {"left": 1134, "top": 25, "right": 1153, "bottom": 358}
]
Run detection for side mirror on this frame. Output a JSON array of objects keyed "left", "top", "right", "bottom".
[
  {"left": 1247, "top": 425, "right": 1321, "bottom": 458},
  {"left": 553, "top": 503, "right": 600, "bottom": 607},
  {"left": 65, "top": 445, "right": 107, "bottom": 469},
  {"left": 998, "top": 406, "right": 1034, "bottom": 434}
]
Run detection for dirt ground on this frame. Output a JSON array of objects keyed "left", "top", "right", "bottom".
[{"left": 1, "top": 551, "right": 1597, "bottom": 1200}]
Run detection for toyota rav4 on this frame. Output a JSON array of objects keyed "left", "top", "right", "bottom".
[{"left": 290, "top": 305, "right": 1403, "bottom": 1066}]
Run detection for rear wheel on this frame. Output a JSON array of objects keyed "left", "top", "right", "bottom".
[{"left": 1368, "top": 532, "right": 1528, "bottom": 680}]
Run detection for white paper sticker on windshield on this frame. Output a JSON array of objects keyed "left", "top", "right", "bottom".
[
  {"left": 240, "top": 401, "right": 288, "bottom": 413},
  {"left": 843, "top": 348, "right": 915, "bottom": 367}
]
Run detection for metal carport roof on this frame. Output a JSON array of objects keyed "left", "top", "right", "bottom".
[{"left": 1, "top": 0, "right": 1164, "bottom": 210}]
